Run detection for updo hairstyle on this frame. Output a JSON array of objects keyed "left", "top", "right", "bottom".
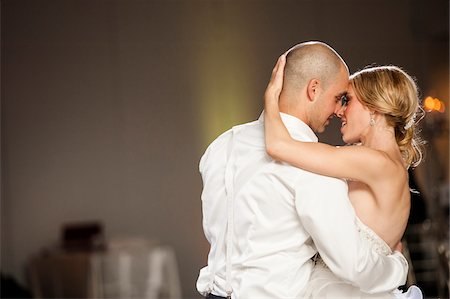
[{"left": 350, "top": 66, "right": 425, "bottom": 168}]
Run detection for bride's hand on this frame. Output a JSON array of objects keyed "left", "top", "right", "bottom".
[
  {"left": 264, "top": 54, "right": 286, "bottom": 114},
  {"left": 263, "top": 54, "right": 290, "bottom": 160},
  {"left": 394, "top": 241, "right": 403, "bottom": 253}
]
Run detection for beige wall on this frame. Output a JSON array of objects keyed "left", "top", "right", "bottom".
[{"left": 2, "top": 0, "right": 448, "bottom": 297}]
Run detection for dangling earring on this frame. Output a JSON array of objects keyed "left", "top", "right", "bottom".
[{"left": 369, "top": 112, "right": 376, "bottom": 126}]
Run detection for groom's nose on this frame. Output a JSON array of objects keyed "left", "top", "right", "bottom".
[{"left": 334, "top": 103, "right": 345, "bottom": 118}]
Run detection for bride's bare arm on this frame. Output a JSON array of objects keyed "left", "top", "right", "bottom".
[{"left": 264, "top": 55, "right": 391, "bottom": 185}]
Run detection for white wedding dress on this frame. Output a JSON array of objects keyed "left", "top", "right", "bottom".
[{"left": 302, "top": 217, "right": 423, "bottom": 299}]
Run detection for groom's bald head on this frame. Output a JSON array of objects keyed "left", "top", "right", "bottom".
[{"left": 283, "top": 41, "right": 348, "bottom": 93}]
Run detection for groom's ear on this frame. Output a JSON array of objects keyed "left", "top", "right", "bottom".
[{"left": 306, "top": 79, "right": 320, "bottom": 102}]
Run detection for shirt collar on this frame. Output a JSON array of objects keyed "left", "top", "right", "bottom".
[{"left": 258, "top": 111, "right": 318, "bottom": 142}]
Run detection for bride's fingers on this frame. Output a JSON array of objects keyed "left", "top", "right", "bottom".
[
  {"left": 270, "top": 55, "right": 282, "bottom": 80},
  {"left": 394, "top": 241, "right": 403, "bottom": 253},
  {"left": 270, "top": 54, "right": 286, "bottom": 87},
  {"left": 265, "top": 54, "right": 286, "bottom": 102},
  {"left": 274, "top": 55, "right": 286, "bottom": 89}
]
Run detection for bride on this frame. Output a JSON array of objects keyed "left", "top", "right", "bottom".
[{"left": 264, "top": 54, "right": 424, "bottom": 299}]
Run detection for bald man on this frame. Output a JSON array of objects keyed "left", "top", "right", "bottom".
[{"left": 196, "top": 41, "right": 408, "bottom": 299}]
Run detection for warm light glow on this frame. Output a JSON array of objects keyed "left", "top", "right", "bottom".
[
  {"left": 424, "top": 96, "right": 435, "bottom": 111},
  {"left": 423, "top": 96, "right": 446, "bottom": 113},
  {"left": 193, "top": 19, "right": 254, "bottom": 148},
  {"left": 438, "top": 101, "right": 446, "bottom": 113},
  {"left": 434, "top": 99, "right": 442, "bottom": 111}
]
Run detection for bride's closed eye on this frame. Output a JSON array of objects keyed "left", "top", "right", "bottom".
[{"left": 337, "top": 94, "right": 349, "bottom": 107}]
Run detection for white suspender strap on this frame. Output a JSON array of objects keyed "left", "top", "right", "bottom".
[
  {"left": 224, "top": 129, "right": 235, "bottom": 298},
  {"left": 206, "top": 129, "right": 235, "bottom": 298}
]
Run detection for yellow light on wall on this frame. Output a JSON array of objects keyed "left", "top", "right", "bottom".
[{"left": 424, "top": 96, "right": 446, "bottom": 113}]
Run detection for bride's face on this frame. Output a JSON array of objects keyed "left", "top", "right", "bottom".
[{"left": 338, "top": 85, "right": 371, "bottom": 144}]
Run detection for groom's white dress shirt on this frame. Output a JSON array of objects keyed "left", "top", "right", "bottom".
[{"left": 197, "top": 113, "right": 408, "bottom": 299}]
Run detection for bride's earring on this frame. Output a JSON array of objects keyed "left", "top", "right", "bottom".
[{"left": 369, "top": 112, "right": 376, "bottom": 126}]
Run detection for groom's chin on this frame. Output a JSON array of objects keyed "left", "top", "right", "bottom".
[{"left": 315, "top": 124, "right": 327, "bottom": 133}]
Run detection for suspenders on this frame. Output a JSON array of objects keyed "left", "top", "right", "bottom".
[{"left": 206, "top": 129, "right": 236, "bottom": 299}]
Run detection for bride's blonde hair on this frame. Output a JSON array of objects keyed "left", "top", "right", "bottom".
[{"left": 350, "top": 66, "right": 425, "bottom": 168}]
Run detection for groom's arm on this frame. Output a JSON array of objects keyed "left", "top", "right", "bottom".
[{"left": 296, "top": 174, "right": 408, "bottom": 293}]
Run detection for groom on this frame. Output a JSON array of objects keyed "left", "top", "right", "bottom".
[{"left": 196, "top": 41, "right": 408, "bottom": 299}]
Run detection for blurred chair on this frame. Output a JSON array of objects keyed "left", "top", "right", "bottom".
[
  {"left": 61, "top": 221, "right": 105, "bottom": 252},
  {"left": 92, "top": 237, "right": 182, "bottom": 299},
  {"left": 27, "top": 237, "right": 182, "bottom": 299},
  {"left": 27, "top": 251, "right": 95, "bottom": 298}
]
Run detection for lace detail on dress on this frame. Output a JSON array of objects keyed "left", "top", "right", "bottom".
[
  {"left": 314, "top": 217, "right": 392, "bottom": 268},
  {"left": 355, "top": 217, "right": 392, "bottom": 256},
  {"left": 306, "top": 217, "right": 423, "bottom": 299}
]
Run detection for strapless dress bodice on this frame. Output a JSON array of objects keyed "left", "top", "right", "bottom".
[{"left": 355, "top": 217, "right": 392, "bottom": 256}]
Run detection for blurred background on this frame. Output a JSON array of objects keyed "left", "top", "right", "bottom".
[{"left": 1, "top": 0, "right": 448, "bottom": 298}]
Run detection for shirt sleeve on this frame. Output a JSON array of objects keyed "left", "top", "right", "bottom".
[{"left": 296, "top": 174, "right": 408, "bottom": 293}]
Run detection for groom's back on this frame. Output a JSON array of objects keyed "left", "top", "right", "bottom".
[{"left": 197, "top": 115, "right": 318, "bottom": 299}]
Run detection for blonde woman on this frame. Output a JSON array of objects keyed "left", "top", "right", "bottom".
[{"left": 264, "top": 55, "right": 424, "bottom": 298}]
